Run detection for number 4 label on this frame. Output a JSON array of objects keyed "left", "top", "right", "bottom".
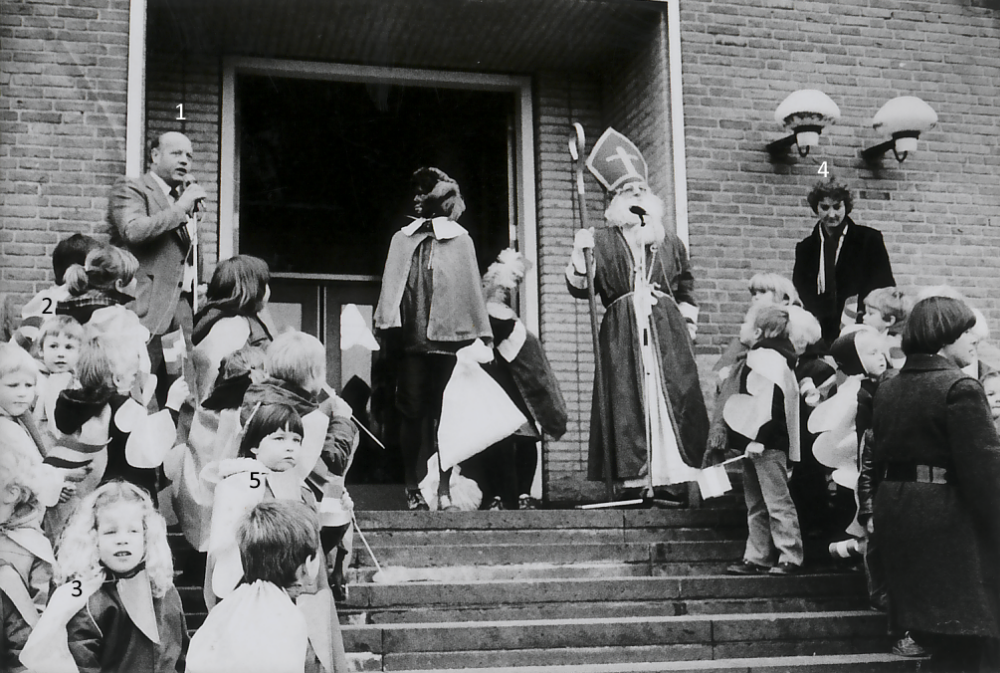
[{"left": 817, "top": 161, "right": 829, "bottom": 178}]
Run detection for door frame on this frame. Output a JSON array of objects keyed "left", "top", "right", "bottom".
[{"left": 220, "top": 56, "right": 539, "bottom": 332}]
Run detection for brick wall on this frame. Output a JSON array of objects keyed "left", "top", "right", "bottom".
[
  {"left": 603, "top": 12, "right": 675, "bottom": 227},
  {"left": 680, "top": 0, "right": 1000, "bottom": 355},
  {"left": 146, "top": 51, "right": 222, "bottom": 277},
  {"left": 0, "top": 0, "right": 130, "bottom": 300},
  {"left": 534, "top": 72, "right": 608, "bottom": 501}
]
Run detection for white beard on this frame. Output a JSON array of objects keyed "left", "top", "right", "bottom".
[{"left": 605, "top": 187, "right": 667, "bottom": 247}]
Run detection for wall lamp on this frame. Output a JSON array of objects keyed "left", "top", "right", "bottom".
[
  {"left": 861, "top": 96, "right": 938, "bottom": 163},
  {"left": 766, "top": 89, "right": 841, "bottom": 158}
]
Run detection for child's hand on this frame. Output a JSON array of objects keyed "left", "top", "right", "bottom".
[
  {"left": 330, "top": 395, "right": 353, "bottom": 419},
  {"left": 58, "top": 482, "right": 77, "bottom": 504},
  {"left": 717, "top": 366, "right": 731, "bottom": 384},
  {"left": 46, "top": 576, "right": 103, "bottom": 623},
  {"left": 165, "top": 377, "right": 190, "bottom": 412},
  {"left": 866, "top": 519, "right": 874, "bottom": 536},
  {"left": 341, "top": 490, "right": 354, "bottom": 512},
  {"left": 746, "top": 441, "right": 765, "bottom": 456}
]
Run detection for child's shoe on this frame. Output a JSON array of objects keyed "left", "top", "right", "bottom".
[
  {"left": 892, "top": 632, "right": 928, "bottom": 658},
  {"left": 726, "top": 560, "right": 768, "bottom": 575},
  {"left": 768, "top": 562, "right": 803, "bottom": 576},
  {"left": 487, "top": 496, "right": 505, "bottom": 511},
  {"left": 518, "top": 494, "right": 540, "bottom": 510},
  {"left": 437, "top": 493, "right": 460, "bottom": 512}
]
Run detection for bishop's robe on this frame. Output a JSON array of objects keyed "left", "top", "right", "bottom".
[{"left": 568, "top": 227, "right": 709, "bottom": 484}]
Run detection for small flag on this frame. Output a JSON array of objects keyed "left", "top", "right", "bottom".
[
  {"left": 697, "top": 464, "right": 733, "bottom": 499},
  {"left": 340, "top": 304, "right": 379, "bottom": 351}
]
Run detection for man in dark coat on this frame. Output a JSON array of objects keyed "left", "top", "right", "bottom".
[
  {"left": 566, "top": 129, "right": 708, "bottom": 499},
  {"left": 792, "top": 179, "right": 895, "bottom": 344},
  {"left": 107, "top": 131, "right": 207, "bottom": 404}
]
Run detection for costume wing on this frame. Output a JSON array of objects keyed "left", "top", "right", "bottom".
[{"left": 808, "top": 375, "right": 861, "bottom": 487}]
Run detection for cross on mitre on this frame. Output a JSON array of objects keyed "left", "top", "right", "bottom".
[{"left": 585, "top": 127, "right": 649, "bottom": 193}]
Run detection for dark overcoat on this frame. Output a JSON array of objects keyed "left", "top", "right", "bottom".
[
  {"left": 870, "top": 353, "right": 1000, "bottom": 637},
  {"left": 792, "top": 217, "right": 895, "bottom": 342}
]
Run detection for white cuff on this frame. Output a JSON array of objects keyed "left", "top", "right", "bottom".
[
  {"left": 566, "top": 263, "right": 588, "bottom": 290},
  {"left": 679, "top": 302, "right": 699, "bottom": 324},
  {"left": 497, "top": 320, "right": 527, "bottom": 363}
]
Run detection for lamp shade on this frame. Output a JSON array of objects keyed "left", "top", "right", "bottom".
[
  {"left": 871, "top": 96, "right": 938, "bottom": 136},
  {"left": 773, "top": 89, "right": 841, "bottom": 129}
]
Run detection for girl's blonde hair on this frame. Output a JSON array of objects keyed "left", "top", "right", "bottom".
[
  {"left": 748, "top": 273, "right": 801, "bottom": 306},
  {"left": 0, "top": 342, "right": 39, "bottom": 380},
  {"left": 64, "top": 245, "right": 139, "bottom": 296},
  {"left": 0, "top": 452, "right": 42, "bottom": 520},
  {"left": 55, "top": 481, "right": 174, "bottom": 597}
]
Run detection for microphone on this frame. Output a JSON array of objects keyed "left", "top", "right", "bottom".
[
  {"left": 182, "top": 175, "right": 204, "bottom": 212},
  {"left": 630, "top": 205, "right": 646, "bottom": 226}
]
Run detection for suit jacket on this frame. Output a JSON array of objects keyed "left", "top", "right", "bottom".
[
  {"left": 792, "top": 217, "right": 895, "bottom": 342},
  {"left": 107, "top": 173, "right": 191, "bottom": 336}
]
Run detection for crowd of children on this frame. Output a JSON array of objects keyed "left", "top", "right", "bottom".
[
  {"left": 0, "top": 235, "right": 357, "bottom": 672},
  {"left": 712, "top": 265, "right": 1000, "bottom": 669}
]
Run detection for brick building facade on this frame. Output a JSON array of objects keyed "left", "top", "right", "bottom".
[{"left": 3, "top": 0, "right": 999, "bottom": 501}]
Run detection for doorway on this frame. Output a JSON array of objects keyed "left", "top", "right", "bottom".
[{"left": 223, "top": 62, "right": 536, "bottom": 496}]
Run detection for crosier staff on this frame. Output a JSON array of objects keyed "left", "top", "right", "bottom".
[{"left": 569, "top": 123, "right": 614, "bottom": 502}]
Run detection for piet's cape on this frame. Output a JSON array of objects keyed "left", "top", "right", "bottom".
[{"left": 374, "top": 217, "right": 491, "bottom": 342}]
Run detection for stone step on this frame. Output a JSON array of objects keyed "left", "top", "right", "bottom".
[
  {"left": 375, "top": 653, "right": 918, "bottom": 673},
  {"left": 353, "top": 540, "right": 745, "bottom": 567},
  {"left": 343, "top": 596, "right": 865, "bottom": 625},
  {"left": 345, "top": 574, "right": 866, "bottom": 609},
  {"left": 342, "top": 611, "right": 890, "bottom": 667},
  {"left": 348, "top": 562, "right": 655, "bottom": 584},
  {"left": 353, "top": 509, "right": 747, "bottom": 532},
  {"left": 361, "top": 526, "right": 745, "bottom": 547}
]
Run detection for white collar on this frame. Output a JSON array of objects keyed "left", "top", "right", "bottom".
[
  {"left": 148, "top": 171, "right": 174, "bottom": 199},
  {"left": 401, "top": 217, "right": 467, "bottom": 240}
]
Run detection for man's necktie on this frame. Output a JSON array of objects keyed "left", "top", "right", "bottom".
[{"left": 170, "top": 186, "right": 191, "bottom": 247}]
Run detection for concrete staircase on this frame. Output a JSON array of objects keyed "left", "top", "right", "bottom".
[{"left": 337, "top": 508, "right": 918, "bottom": 673}]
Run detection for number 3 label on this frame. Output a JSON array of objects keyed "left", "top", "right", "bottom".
[{"left": 71, "top": 580, "right": 82, "bottom": 597}]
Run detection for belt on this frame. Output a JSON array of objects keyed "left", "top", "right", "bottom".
[{"left": 883, "top": 463, "right": 951, "bottom": 485}]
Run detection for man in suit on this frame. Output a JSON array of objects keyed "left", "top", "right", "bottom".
[{"left": 107, "top": 131, "right": 207, "bottom": 404}]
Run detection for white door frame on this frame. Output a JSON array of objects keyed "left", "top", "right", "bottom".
[{"left": 220, "top": 57, "right": 540, "bottom": 332}]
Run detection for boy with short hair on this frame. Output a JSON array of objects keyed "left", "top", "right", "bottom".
[
  {"left": 862, "top": 287, "right": 911, "bottom": 367},
  {"left": 724, "top": 305, "right": 808, "bottom": 576},
  {"left": 187, "top": 500, "right": 326, "bottom": 673}
]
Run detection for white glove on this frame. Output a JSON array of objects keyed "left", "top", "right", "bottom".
[
  {"left": 165, "top": 377, "right": 190, "bottom": 412},
  {"left": 570, "top": 229, "right": 595, "bottom": 275},
  {"left": 330, "top": 394, "right": 353, "bottom": 419},
  {"left": 746, "top": 441, "right": 765, "bottom": 456}
]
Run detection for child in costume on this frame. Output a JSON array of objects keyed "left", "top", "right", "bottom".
[
  {"left": 707, "top": 274, "right": 805, "bottom": 463},
  {"left": 203, "top": 405, "right": 349, "bottom": 671},
  {"left": 241, "top": 331, "right": 358, "bottom": 599},
  {"left": 17, "top": 234, "right": 101, "bottom": 351},
  {"left": 724, "top": 305, "right": 821, "bottom": 576},
  {"left": 862, "top": 287, "right": 911, "bottom": 369},
  {"left": 0, "top": 343, "right": 49, "bottom": 465},
  {"left": 188, "top": 501, "right": 335, "bottom": 673},
  {"left": 20, "top": 481, "right": 188, "bottom": 673},
  {"left": 32, "top": 315, "right": 85, "bottom": 448},
  {"left": 983, "top": 370, "right": 1000, "bottom": 432},
  {"left": 0, "top": 451, "right": 60, "bottom": 673},
  {"left": 191, "top": 255, "right": 273, "bottom": 403},
  {"left": 52, "top": 336, "right": 185, "bottom": 513},
  {"left": 472, "top": 249, "right": 568, "bottom": 510},
  {"left": 166, "top": 345, "right": 266, "bottom": 554}
]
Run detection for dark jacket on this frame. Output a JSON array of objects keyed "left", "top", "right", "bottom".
[
  {"left": 793, "top": 217, "right": 895, "bottom": 343},
  {"left": 67, "top": 580, "right": 187, "bottom": 673},
  {"left": 869, "top": 353, "right": 1000, "bottom": 637},
  {"left": 0, "top": 590, "right": 31, "bottom": 673},
  {"left": 241, "top": 378, "right": 357, "bottom": 478}
]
